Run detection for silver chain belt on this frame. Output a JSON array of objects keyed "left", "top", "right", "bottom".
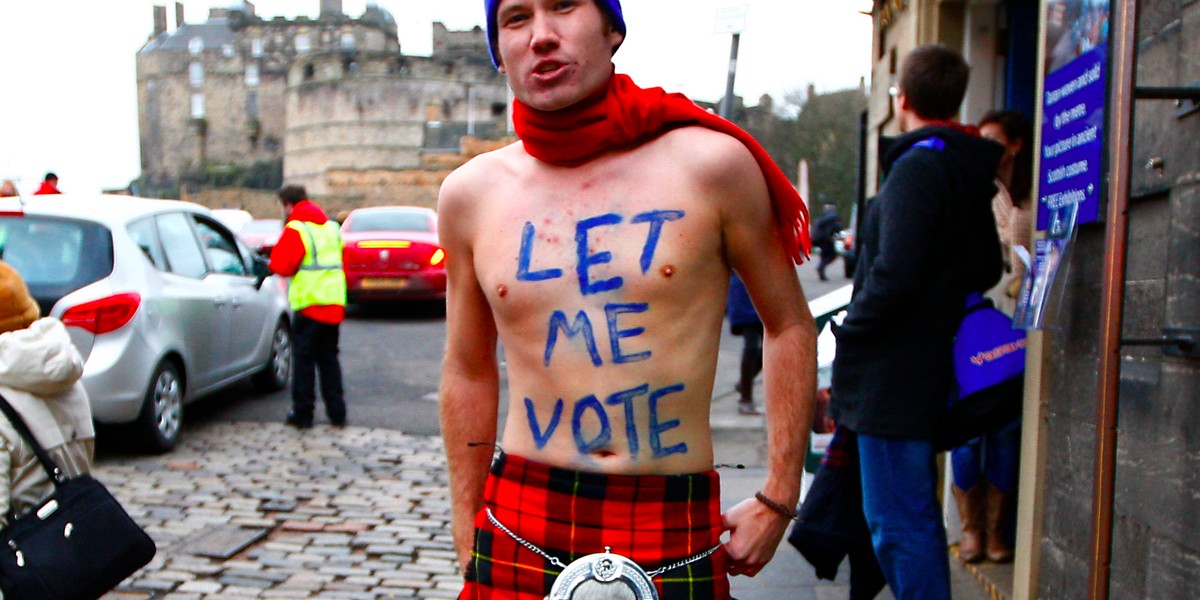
[{"left": 485, "top": 506, "right": 721, "bottom": 585}]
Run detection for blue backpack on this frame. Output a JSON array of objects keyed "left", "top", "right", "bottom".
[{"left": 935, "top": 292, "right": 1026, "bottom": 450}]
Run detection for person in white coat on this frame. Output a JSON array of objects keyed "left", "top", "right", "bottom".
[{"left": 0, "top": 259, "right": 95, "bottom": 532}]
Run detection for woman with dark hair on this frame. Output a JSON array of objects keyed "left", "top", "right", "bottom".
[
  {"left": 948, "top": 110, "right": 1033, "bottom": 566},
  {"left": 979, "top": 110, "right": 1033, "bottom": 316}
]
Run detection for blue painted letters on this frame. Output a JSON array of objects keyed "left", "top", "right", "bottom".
[
  {"left": 545, "top": 310, "right": 602, "bottom": 366},
  {"left": 649, "top": 384, "right": 688, "bottom": 457},
  {"left": 605, "top": 303, "right": 651, "bottom": 364},
  {"left": 517, "top": 221, "right": 563, "bottom": 282},
  {"left": 575, "top": 213, "right": 624, "bottom": 296},
  {"left": 526, "top": 397, "right": 564, "bottom": 450},
  {"left": 572, "top": 395, "right": 613, "bottom": 454},
  {"left": 631, "top": 210, "right": 685, "bottom": 274},
  {"left": 605, "top": 384, "right": 649, "bottom": 457}
]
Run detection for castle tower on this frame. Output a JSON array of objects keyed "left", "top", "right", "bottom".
[{"left": 320, "top": 0, "right": 343, "bottom": 18}]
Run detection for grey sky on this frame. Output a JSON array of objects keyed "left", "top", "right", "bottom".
[{"left": 0, "top": 0, "right": 871, "bottom": 195}]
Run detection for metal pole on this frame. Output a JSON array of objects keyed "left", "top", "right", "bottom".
[
  {"left": 1088, "top": 0, "right": 1138, "bottom": 598},
  {"left": 719, "top": 33, "right": 741, "bottom": 120}
]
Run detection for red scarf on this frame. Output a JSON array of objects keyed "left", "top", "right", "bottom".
[{"left": 512, "top": 74, "right": 811, "bottom": 263}]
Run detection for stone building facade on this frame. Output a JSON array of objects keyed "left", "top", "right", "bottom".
[
  {"left": 136, "top": 1, "right": 508, "bottom": 208},
  {"left": 866, "top": 1, "right": 1199, "bottom": 598}
]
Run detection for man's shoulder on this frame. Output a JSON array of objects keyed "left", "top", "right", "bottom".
[
  {"left": 649, "top": 126, "right": 759, "bottom": 182},
  {"left": 444, "top": 142, "right": 525, "bottom": 187}
]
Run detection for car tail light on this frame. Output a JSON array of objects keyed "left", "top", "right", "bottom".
[
  {"left": 61, "top": 293, "right": 141, "bottom": 334},
  {"left": 429, "top": 248, "right": 446, "bottom": 267}
]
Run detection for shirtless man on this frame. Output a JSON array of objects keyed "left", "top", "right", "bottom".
[{"left": 438, "top": 1, "right": 817, "bottom": 597}]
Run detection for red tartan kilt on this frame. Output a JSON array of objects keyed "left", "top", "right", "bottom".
[{"left": 461, "top": 453, "right": 731, "bottom": 600}]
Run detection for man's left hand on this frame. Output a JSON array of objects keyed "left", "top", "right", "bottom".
[{"left": 721, "top": 496, "right": 793, "bottom": 577}]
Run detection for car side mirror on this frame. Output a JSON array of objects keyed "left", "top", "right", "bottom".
[{"left": 253, "top": 255, "right": 271, "bottom": 289}]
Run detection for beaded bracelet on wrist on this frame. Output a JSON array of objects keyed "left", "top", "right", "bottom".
[{"left": 754, "top": 491, "right": 798, "bottom": 521}]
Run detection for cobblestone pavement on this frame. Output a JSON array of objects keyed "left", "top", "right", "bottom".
[{"left": 98, "top": 422, "right": 463, "bottom": 599}]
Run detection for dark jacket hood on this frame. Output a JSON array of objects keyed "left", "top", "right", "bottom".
[{"left": 883, "top": 125, "right": 1004, "bottom": 203}]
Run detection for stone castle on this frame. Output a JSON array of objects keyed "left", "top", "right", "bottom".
[{"left": 136, "top": 0, "right": 510, "bottom": 214}]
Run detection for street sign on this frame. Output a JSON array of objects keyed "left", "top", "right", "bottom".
[{"left": 715, "top": 5, "right": 747, "bottom": 34}]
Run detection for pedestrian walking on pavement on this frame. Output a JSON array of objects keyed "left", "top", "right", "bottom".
[
  {"left": 727, "top": 273, "right": 763, "bottom": 415},
  {"left": 437, "top": 1, "right": 819, "bottom": 597},
  {"left": 269, "top": 185, "right": 347, "bottom": 429},
  {"left": 829, "top": 44, "right": 1004, "bottom": 600},
  {"left": 813, "top": 203, "right": 843, "bottom": 281}
]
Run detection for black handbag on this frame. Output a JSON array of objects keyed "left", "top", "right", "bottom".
[{"left": 0, "top": 393, "right": 156, "bottom": 600}]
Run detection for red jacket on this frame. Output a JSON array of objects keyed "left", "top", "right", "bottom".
[
  {"left": 269, "top": 200, "right": 345, "bottom": 324},
  {"left": 33, "top": 181, "right": 60, "bottom": 195}
]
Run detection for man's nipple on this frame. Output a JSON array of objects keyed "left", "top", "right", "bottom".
[
  {"left": 660, "top": 264, "right": 676, "bottom": 278},
  {"left": 496, "top": 283, "right": 508, "bottom": 298}
]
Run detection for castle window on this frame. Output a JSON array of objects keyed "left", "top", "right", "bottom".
[
  {"left": 341, "top": 33, "right": 356, "bottom": 50},
  {"left": 191, "top": 93, "right": 206, "bottom": 119},
  {"left": 223, "top": 44, "right": 235, "bottom": 57},
  {"left": 188, "top": 37, "right": 204, "bottom": 55},
  {"left": 303, "top": 63, "right": 315, "bottom": 81},
  {"left": 189, "top": 62, "right": 204, "bottom": 87},
  {"left": 295, "top": 34, "right": 311, "bottom": 53},
  {"left": 251, "top": 38, "right": 264, "bottom": 57},
  {"left": 245, "top": 64, "right": 260, "bottom": 87}
]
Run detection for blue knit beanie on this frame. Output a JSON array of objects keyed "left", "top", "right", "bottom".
[{"left": 484, "top": 0, "right": 626, "bottom": 68}]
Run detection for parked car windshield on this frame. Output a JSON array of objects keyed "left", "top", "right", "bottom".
[
  {"left": 241, "top": 219, "right": 283, "bottom": 235},
  {"left": 344, "top": 211, "right": 432, "bottom": 233},
  {"left": 0, "top": 215, "right": 114, "bottom": 314}
]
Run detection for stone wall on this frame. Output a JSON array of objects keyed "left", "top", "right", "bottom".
[
  {"left": 185, "top": 135, "right": 512, "bottom": 220},
  {"left": 1036, "top": 0, "right": 1200, "bottom": 596}
]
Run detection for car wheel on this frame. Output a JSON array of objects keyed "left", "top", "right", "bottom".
[
  {"left": 252, "top": 319, "right": 292, "bottom": 392},
  {"left": 138, "top": 361, "right": 184, "bottom": 453}
]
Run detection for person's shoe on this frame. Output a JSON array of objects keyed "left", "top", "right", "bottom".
[
  {"left": 953, "top": 484, "right": 986, "bottom": 563},
  {"left": 330, "top": 418, "right": 347, "bottom": 428},
  {"left": 985, "top": 484, "right": 1014, "bottom": 563},
  {"left": 285, "top": 413, "right": 313, "bottom": 430},
  {"left": 737, "top": 400, "right": 761, "bottom": 415}
]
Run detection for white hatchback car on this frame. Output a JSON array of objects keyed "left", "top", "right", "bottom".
[{"left": 0, "top": 194, "right": 292, "bottom": 452}]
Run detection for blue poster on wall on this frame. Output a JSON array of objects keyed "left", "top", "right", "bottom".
[{"left": 1037, "top": 0, "right": 1110, "bottom": 231}]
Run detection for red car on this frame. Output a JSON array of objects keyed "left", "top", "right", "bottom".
[{"left": 340, "top": 206, "right": 446, "bottom": 303}]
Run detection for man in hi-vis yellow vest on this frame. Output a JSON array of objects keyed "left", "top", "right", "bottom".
[{"left": 269, "top": 185, "right": 347, "bottom": 429}]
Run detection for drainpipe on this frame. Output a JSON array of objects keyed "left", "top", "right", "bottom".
[{"left": 1088, "top": 0, "right": 1137, "bottom": 598}]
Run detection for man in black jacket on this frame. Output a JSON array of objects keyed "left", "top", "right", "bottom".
[
  {"left": 813, "top": 203, "right": 844, "bottom": 281},
  {"left": 829, "top": 45, "right": 1003, "bottom": 599}
]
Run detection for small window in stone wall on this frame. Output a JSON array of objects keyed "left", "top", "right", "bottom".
[
  {"left": 303, "top": 63, "right": 315, "bottom": 81},
  {"left": 252, "top": 37, "right": 264, "bottom": 57},
  {"left": 189, "top": 62, "right": 204, "bottom": 87},
  {"left": 191, "top": 93, "right": 206, "bottom": 119},
  {"left": 295, "top": 34, "right": 311, "bottom": 53},
  {"left": 189, "top": 37, "right": 204, "bottom": 55},
  {"left": 246, "top": 64, "right": 260, "bottom": 87},
  {"left": 341, "top": 33, "right": 356, "bottom": 50},
  {"left": 223, "top": 44, "right": 235, "bottom": 57}
]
